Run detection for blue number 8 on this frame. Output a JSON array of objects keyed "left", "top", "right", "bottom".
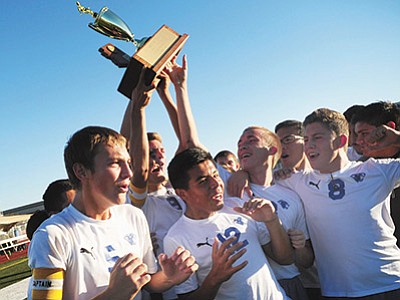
[{"left": 328, "top": 179, "right": 345, "bottom": 200}]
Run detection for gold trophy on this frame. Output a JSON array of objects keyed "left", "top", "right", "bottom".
[{"left": 76, "top": 2, "right": 189, "bottom": 98}]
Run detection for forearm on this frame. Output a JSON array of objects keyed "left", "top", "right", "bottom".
[
  {"left": 294, "top": 241, "right": 314, "bottom": 268},
  {"left": 158, "top": 89, "right": 181, "bottom": 141},
  {"left": 264, "top": 219, "right": 294, "bottom": 265},
  {"left": 130, "top": 104, "right": 149, "bottom": 188},
  {"left": 177, "top": 272, "right": 222, "bottom": 300},
  {"left": 120, "top": 101, "right": 132, "bottom": 143},
  {"left": 175, "top": 83, "right": 204, "bottom": 150}
]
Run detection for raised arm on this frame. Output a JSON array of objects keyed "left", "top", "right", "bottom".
[
  {"left": 156, "top": 71, "right": 181, "bottom": 141},
  {"left": 165, "top": 55, "right": 206, "bottom": 153},
  {"left": 128, "top": 68, "right": 156, "bottom": 205},
  {"left": 367, "top": 124, "right": 400, "bottom": 152}
]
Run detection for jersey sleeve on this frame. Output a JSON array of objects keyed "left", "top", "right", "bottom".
[
  {"left": 255, "top": 221, "right": 272, "bottom": 246},
  {"left": 136, "top": 209, "right": 158, "bottom": 274},
  {"left": 164, "top": 234, "right": 199, "bottom": 295},
  {"left": 28, "top": 224, "right": 70, "bottom": 271},
  {"left": 373, "top": 158, "right": 400, "bottom": 190}
]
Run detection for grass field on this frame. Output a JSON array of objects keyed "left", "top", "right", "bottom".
[{"left": 0, "top": 257, "right": 31, "bottom": 289}]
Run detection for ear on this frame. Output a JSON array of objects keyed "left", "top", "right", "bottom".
[
  {"left": 73, "top": 163, "right": 88, "bottom": 181},
  {"left": 268, "top": 146, "right": 278, "bottom": 156},
  {"left": 175, "top": 188, "right": 188, "bottom": 202},
  {"left": 387, "top": 121, "right": 396, "bottom": 129},
  {"left": 337, "top": 135, "right": 348, "bottom": 149}
]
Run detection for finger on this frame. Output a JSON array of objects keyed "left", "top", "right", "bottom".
[
  {"left": 182, "top": 54, "right": 187, "bottom": 70},
  {"left": 169, "top": 246, "right": 185, "bottom": 262},
  {"left": 134, "top": 273, "right": 151, "bottom": 287},
  {"left": 212, "top": 237, "right": 219, "bottom": 258},
  {"left": 226, "top": 248, "right": 247, "bottom": 267},
  {"left": 126, "top": 258, "right": 147, "bottom": 275},
  {"left": 117, "top": 253, "right": 138, "bottom": 269},
  {"left": 219, "top": 236, "right": 237, "bottom": 254},
  {"left": 224, "top": 242, "right": 245, "bottom": 256},
  {"left": 230, "top": 259, "right": 248, "bottom": 274},
  {"left": 233, "top": 207, "right": 243, "bottom": 214},
  {"left": 179, "top": 255, "right": 197, "bottom": 271},
  {"left": 244, "top": 186, "right": 253, "bottom": 199},
  {"left": 174, "top": 249, "right": 191, "bottom": 266}
]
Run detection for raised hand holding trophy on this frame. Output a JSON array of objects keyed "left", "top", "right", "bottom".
[{"left": 76, "top": 2, "right": 189, "bottom": 98}]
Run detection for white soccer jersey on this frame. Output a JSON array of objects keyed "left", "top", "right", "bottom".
[
  {"left": 141, "top": 187, "right": 186, "bottom": 257},
  {"left": 250, "top": 183, "right": 309, "bottom": 280},
  {"left": 128, "top": 185, "right": 185, "bottom": 300},
  {"left": 164, "top": 206, "right": 289, "bottom": 300},
  {"left": 278, "top": 158, "right": 400, "bottom": 297},
  {"left": 28, "top": 204, "right": 157, "bottom": 300}
]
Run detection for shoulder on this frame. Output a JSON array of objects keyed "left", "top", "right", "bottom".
[
  {"left": 112, "top": 203, "right": 147, "bottom": 221},
  {"left": 164, "top": 216, "right": 186, "bottom": 241},
  {"left": 267, "top": 184, "right": 300, "bottom": 198}
]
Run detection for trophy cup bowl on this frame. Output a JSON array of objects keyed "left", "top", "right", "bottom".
[{"left": 77, "top": 2, "right": 148, "bottom": 48}]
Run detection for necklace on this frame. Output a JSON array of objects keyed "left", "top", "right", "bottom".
[{"left": 330, "top": 173, "right": 340, "bottom": 191}]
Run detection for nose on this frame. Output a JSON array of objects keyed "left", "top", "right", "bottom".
[
  {"left": 122, "top": 161, "right": 133, "bottom": 179},
  {"left": 304, "top": 138, "right": 314, "bottom": 150},
  {"left": 209, "top": 176, "right": 221, "bottom": 189},
  {"left": 356, "top": 135, "right": 365, "bottom": 146},
  {"left": 238, "top": 143, "right": 247, "bottom": 152}
]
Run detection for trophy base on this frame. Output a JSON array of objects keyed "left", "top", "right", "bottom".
[{"left": 118, "top": 25, "right": 189, "bottom": 99}]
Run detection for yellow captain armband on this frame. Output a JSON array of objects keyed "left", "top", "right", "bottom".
[
  {"left": 128, "top": 181, "right": 148, "bottom": 208},
  {"left": 31, "top": 268, "right": 64, "bottom": 299}
]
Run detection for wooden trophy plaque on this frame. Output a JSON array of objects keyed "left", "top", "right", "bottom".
[{"left": 118, "top": 25, "right": 189, "bottom": 99}]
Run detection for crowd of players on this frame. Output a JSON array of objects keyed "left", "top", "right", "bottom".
[{"left": 26, "top": 56, "right": 400, "bottom": 300}]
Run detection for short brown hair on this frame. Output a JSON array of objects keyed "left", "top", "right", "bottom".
[
  {"left": 64, "top": 126, "right": 127, "bottom": 189},
  {"left": 303, "top": 108, "right": 349, "bottom": 137},
  {"left": 147, "top": 132, "right": 162, "bottom": 143}
]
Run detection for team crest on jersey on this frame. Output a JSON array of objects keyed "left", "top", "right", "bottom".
[
  {"left": 234, "top": 216, "right": 245, "bottom": 225},
  {"left": 124, "top": 233, "right": 137, "bottom": 245},
  {"left": 277, "top": 200, "right": 290, "bottom": 209},
  {"left": 351, "top": 172, "right": 366, "bottom": 183}
]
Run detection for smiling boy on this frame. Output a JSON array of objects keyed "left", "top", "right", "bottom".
[{"left": 277, "top": 108, "right": 400, "bottom": 299}]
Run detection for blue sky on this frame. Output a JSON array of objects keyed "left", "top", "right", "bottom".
[{"left": 1, "top": 1, "right": 399, "bottom": 211}]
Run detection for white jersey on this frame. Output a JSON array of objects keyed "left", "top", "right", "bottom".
[
  {"left": 249, "top": 183, "right": 309, "bottom": 280},
  {"left": 164, "top": 206, "right": 289, "bottom": 300},
  {"left": 141, "top": 186, "right": 186, "bottom": 256},
  {"left": 218, "top": 164, "right": 309, "bottom": 280},
  {"left": 277, "top": 158, "right": 400, "bottom": 297},
  {"left": 28, "top": 204, "right": 157, "bottom": 300},
  {"left": 128, "top": 185, "right": 185, "bottom": 300},
  {"left": 347, "top": 146, "right": 363, "bottom": 161}
]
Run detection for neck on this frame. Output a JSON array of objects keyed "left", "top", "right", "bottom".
[
  {"left": 184, "top": 209, "right": 216, "bottom": 220},
  {"left": 72, "top": 191, "right": 111, "bottom": 220},
  {"left": 318, "top": 151, "right": 350, "bottom": 174},
  {"left": 295, "top": 156, "right": 311, "bottom": 171},
  {"left": 148, "top": 182, "right": 164, "bottom": 193},
  {"left": 247, "top": 165, "right": 273, "bottom": 187}
]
